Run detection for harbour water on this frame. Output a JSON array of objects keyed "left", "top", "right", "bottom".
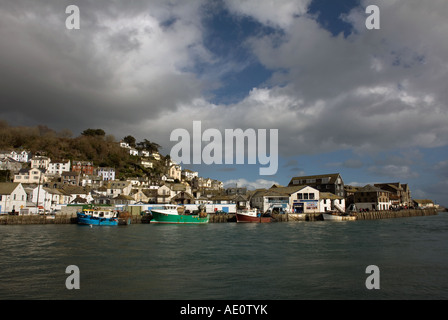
[{"left": 1, "top": 213, "right": 447, "bottom": 300}]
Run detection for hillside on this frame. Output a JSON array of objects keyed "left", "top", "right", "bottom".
[{"left": 0, "top": 120, "right": 167, "bottom": 180}]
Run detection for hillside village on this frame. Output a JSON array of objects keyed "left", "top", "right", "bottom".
[{"left": 0, "top": 140, "right": 438, "bottom": 215}]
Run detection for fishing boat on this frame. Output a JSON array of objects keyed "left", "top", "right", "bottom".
[
  {"left": 322, "top": 212, "right": 356, "bottom": 221},
  {"left": 236, "top": 209, "right": 271, "bottom": 223},
  {"left": 150, "top": 204, "right": 209, "bottom": 224},
  {"left": 77, "top": 207, "right": 120, "bottom": 226}
]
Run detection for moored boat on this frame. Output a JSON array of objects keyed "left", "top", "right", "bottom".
[
  {"left": 150, "top": 204, "right": 209, "bottom": 224},
  {"left": 236, "top": 209, "right": 271, "bottom": 223},
  {"left": 322, "top": 213, "right": 357, "bottom": 221},
  {"left": 77, "top": 208, "right": 120, "bottom": 226}
]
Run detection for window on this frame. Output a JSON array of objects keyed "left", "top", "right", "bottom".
[
  {"left": 304, "top": 193, "right": 309, "bottom": 200},
  {"left": 297, "top": 193, "right": 303, "bottom": 200},
  {"left": 309, "top": 193, "right": 315, "bottom": 200}
]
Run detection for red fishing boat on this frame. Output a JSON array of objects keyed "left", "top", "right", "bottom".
[{"left": 236, "top": 209, "right": 272, "bottom": 223}]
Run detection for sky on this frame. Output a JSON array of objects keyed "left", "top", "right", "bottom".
[{"left": 1, "top": 0, "right": 447, "bottom": 206}]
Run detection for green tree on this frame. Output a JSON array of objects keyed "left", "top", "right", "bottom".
[
  {"left": 81, "top": 128, "right": 106, "bottom": 137},
  {"left": 123, "top": 135, "right": 136, "bottom": 147}
]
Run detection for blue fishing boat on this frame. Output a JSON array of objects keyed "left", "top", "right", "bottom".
[{"left": 77, "top": 208, "right": 120, "bottom": 226}]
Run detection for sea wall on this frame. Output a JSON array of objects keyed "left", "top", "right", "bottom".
[
  {"left": 0, "top": 208, "right": 439, "bottom": 225},
  {"left": 354, "top": 208, "right": 438, "bottom": 220},
  {"left": 0, "top": 213, "right": 78, "bottom": 225}
]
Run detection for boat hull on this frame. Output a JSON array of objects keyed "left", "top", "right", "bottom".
[
  {"left": 151, "top": 211, "right": 209, "bottom": 224},
  {"left": 236, "top": 213, "right": 271, "bottom": 223},
  {"left": 77, "top": 213, "right": 119, "bottom": 226},
  {"left": 322, "top": 213, "right": 356, "bottom": 221}
]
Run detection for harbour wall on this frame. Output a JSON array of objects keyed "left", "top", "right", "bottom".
[
  {"left": 354, "top": 208, "right": 438, "bottom": 220},
  {"left": 0, "top": 208, "right": 440, "bottom": 225}
]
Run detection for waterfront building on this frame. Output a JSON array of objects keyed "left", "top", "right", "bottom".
[
  {"left": 0, "top": 182, "right": 27, "bottom": 214},
  {"left": 413, "top": 199, "right": 434, "bottom": 208},
  {"left": 374, "top": 182, "right": 411, "bottom": 206},
  {"left": 354, "top": 184, "right": 391, "bottom": 211},
  {"left": 288, "top": 173, "right": 345, "bottom": 198},
  {"left": 250, "top": 185, "right": 320, "bottom": 213},
  {"left": 319, "top": 192, "right": 346, "bottom": 213},
  {"left": 31, "top": 185, "right": 63, "bottom": 212}
]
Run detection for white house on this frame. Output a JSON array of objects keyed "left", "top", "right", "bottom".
[
  {"left": 47, "top": 159, "right": 71, "bottom": 175},
  {"left": 119, "top": 141, "right": 131, "bottom": 149},
  {"left": 139, "top": 150, "right": 150, "bottom": 157},
  {"left": 140, "top": 159, "right": 154, "bottom": 169},
  {"left": 0, "top": 157, "right": 23, "bottom": 173},
  {"left": 31, "top": 186, "right": 63, "bottom": 212},
  {"left": 291, "top": 186, "right": 320, "bottom": 213},
  {"left": 14, "top": 168, "right": 47, "bottom": 184},
  {"left": 30, "top": 156, "right": 51, "bottom": 169},
  {"left": 62, "top": 186, "right": 94, "bottom": 205},
  {"left": 1, "top": 150, "right": 31, "bottom": 163},
  {"left": 319, "top": 192, "right": 346, "bottom": 213},
  {"left": 168, "top": 164, "right": 182, "bottom": 181},
  {"left": 181, "top": 169, "right": 198, "bottom": 181},
  {"left": 97, "top": 167, "right": 116, "bottom": 181},
  {"left": 152, "top": 152, "right": 161, "bottom": 160},
  {"left": 250, "top": 185, "right": 320, "bottom": 213},
  {"left": 107, "top": 181, "right": 132, "bottom": 196},
  {"left": 0, "top": 182, "right": 27, "bottom": 214},
  {"left": 157, "top": 185, "right": 172, "bottom": 203}
]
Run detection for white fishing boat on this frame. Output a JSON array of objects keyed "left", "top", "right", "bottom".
[{"left": 322, "top": 213, "right": 356, "bottom": 221}]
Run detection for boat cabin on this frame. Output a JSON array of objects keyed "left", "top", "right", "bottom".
[{"left": 83, "top": 209, "right": 117, "bottom": 219}]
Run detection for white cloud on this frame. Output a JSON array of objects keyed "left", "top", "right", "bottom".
[
  {"left": 223, "top": 0, "right": 311, "bottom": 29},
  {"left": 223, "top": 178, "right": 280, "bottom": 190},
  {"left": 368, "top": 165, "right": 419, "bottom": 179},
  {"left": 2, "top": 0, "right": 448, "bottom": 165}
]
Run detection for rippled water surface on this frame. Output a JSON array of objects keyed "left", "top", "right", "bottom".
[{"left": 1, "top": 213, "right": 448, "bottom": 299}]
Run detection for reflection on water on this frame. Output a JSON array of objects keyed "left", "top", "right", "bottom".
[{"left": 1, "top": 214, "right": 448, "bottom": 299}]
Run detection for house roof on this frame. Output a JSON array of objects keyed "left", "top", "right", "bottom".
[
  {"left": 262, "top": 185, "right": 307, "bottom": 197},
  {"left": 356, "top": 184, "right": 390, "bottom": 193},
  {"left": 113, "top": 194, "right": 134, "bottom": 200},
  {"left": 319, "top": 192, "right": 343, "bottom": 200},
  {"left": 288, "top": 173, "right": 341, "bottom": 186},
  {"left": 0, "top": 182, "right": 20, "bottom": 195},
  {"left": 413, "top": 199, "right": 434, "bottom": 204}
]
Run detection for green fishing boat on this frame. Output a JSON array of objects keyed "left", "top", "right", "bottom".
[{"left": 150, "top": 204, "right": 209, "bottom": 224}]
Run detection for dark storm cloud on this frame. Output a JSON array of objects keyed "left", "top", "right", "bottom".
[{"left": 0, "top": 0, "right": 206, "bottom": 136}]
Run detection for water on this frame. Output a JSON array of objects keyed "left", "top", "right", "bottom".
[{"left": 1, "top": 213, "right": 448, "bottom": 300}]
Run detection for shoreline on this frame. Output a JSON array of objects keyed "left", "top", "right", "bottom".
[{"left": 0, "top": 208, "right": 440, "bottom": 225}]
